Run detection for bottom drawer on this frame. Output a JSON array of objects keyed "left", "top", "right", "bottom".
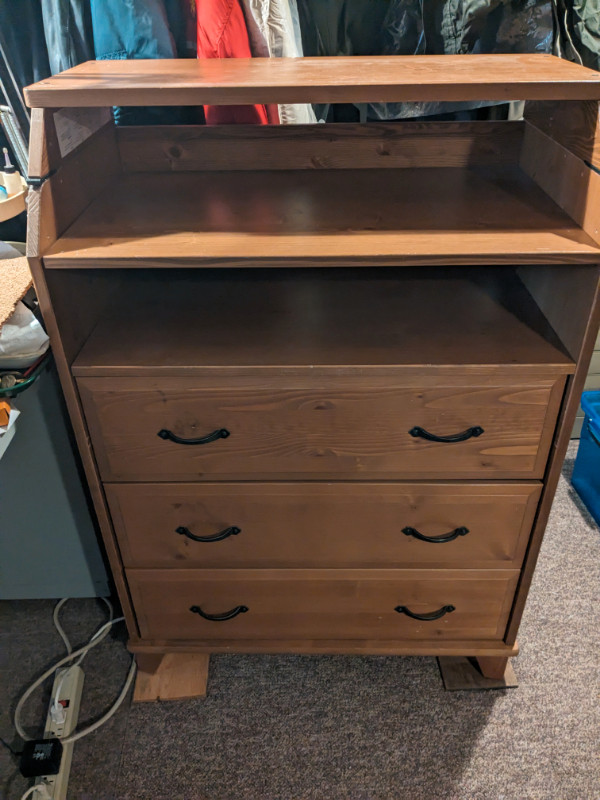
[{"left": 128, "top": 569, "right": 519, "bottom": 642}]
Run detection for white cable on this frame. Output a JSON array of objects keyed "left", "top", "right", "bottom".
[
  {"left": 20, "top": 784, "right": 51, "bottom": 800},
  {"left": 53, "top": 597, "right": 114, "bottom": 663},
  {"left": 61, "top": 657, "right": 137, "bottom": 745},
  {"left": 14, "top": 616, "right": 127, "bottom": 742},
  {"left": 50, "top": 598, "right": 114, "bottom": 720},
  {"left": 52, "top": 599, "right": 72, "bottom": 655}
]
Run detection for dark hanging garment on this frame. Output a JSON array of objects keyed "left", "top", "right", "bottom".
[
  {"left": 554, "top": 0, "right": 600, "bottom": 70},
  {"left": 297, "top": 0, "right": 556, "bottom": 121},
  {"left": 90, "top": 0, "right": 199, "bottom": 124},
  {"left": 40, "top": 0, "right": 94, "bottom": 75},
  {"left": 0, "top": 0, "right": 51, "bottom": 89},
  {"left": 370, "top": 0, "right": 555, "bottom": 119}
]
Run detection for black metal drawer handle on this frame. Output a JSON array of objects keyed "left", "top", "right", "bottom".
[
  {"left": 395, "top": 604, "right": 455, "bottom": 621},
  {"left": 157, "top": 428, "right": 230, "bottom": 445},
  {"left": 189, "top": 605, "right": 248, "bottom": 621},
  {"left": 402, "top": 526, "right": 469, "bottom": 544},
  {"left": 176, "top": 525, "right": 241, "bottom": 543},
  {"left": 408, "top": 425, "right": 484, "bottom": 443}
]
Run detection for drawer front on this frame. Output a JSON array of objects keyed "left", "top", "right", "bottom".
[
  {"left": 79, "top": 376, "right": 565, "bottom": 481},
  {"left": 128, "top": 568, "right": 520, "bottom": 641},
  {"left": 108, "top": 482, "right": 541, "bottom": 569}
]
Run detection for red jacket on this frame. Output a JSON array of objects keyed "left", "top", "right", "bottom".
[{"left": 196, "top": 0, "right": 278, "bottom": 124}]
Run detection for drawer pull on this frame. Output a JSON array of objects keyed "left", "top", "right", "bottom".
[
  {"left": 157, "top": 428, "right": 230, "bottom": 445},
  {"left": 189, "top": 604, "right": 248, "bottom": 621},
  {"left": 395, "top": 604, "right": 455, "bottom": 621},
  {"left": 176, "top": 525, "right": 241, "bottom": 542},
  {"left": 409, "top": 425, "right": 484, "bottom": 443},
  {"left": 402, "top": 526, "right": 469, "bottom": 544}
]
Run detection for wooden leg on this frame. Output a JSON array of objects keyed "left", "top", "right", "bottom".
[
  {"left": 476, "top": 656, "right": 509, "bottom": 681},
  {"left": 438, "top": 656, "right": 518, "bottom": 691},
  {"left": 133, "top": 653, "right": 210, "bottom": 702},
  {"left": 135, "top": 653, "right": 164, "bottom": 675}
]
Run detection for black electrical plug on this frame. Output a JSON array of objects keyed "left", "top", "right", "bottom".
[{"left": 19, "top": 738, "right": 63, "bottom": 777}]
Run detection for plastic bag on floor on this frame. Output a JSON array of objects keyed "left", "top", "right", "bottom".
[{"left": 0, "top": 301, "right": 50, "bottom": 369}]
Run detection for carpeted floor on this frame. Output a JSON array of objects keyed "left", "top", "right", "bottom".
[{"left": 1, "top": 444, "right": 599, "bottom": 800}]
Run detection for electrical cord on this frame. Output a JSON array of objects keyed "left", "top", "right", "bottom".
[
  {"left": 0, "top": 734, "right": 22, "bottom": 758},
  {"left": 50, "top": 598, "right": 114, "bottom": 723},
  {"left": 14, "top": 600, "right": 136, "bottom": 746},
  {"left": 19, "top": 783, "right": 52, "bottom": 800}
]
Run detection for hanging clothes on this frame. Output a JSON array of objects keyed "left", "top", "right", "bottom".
[
  {"left": 40, "top": 0, "right": 94, "bottom": 75},
  {"left": 196, "top": 0, "right": 279, "bottom": 124},
  {"left": 90, "top": 0, "right": 198, "bottom": 125},
  {"left": 240, "top": 0, "right": 316, "bottom": 124},
  {"left": 555, "top": 0, "right": 600, "bottom": 70},
  {"left": 297, "top": 0, "right": 556, "bottom": 121},
  {"left": 368, "top": 0, "right": 554, "bottom": 120}
]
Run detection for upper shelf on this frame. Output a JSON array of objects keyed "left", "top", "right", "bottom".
[
  {"left": 43, "top": 165, "right": 600, "bottom": 268},
  {"left": 24, "top": 55, "right": 600, "bottom": 108}
]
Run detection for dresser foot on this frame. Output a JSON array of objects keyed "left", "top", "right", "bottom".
[
  {"left": 133, "top": 653, "right": 210, "bottom": 702},
  {"left": 438, "top": 656, "right": 518, "bottom": 691}
]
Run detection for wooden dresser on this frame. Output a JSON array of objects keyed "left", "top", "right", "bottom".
[{"left": 24, "top": 55, "right": 600, "bottom": 696}]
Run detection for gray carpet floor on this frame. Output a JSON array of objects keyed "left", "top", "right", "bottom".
[{"left": 2, "top": 443, "right": 599, "bottom": 800}]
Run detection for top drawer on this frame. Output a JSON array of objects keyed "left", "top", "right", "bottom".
[{"left": 78, "top": 375, "right": 565, "bottom": 482}]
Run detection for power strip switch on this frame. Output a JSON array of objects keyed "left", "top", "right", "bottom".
[{"left": 34, "top": 665, "right": 84, "bottom": 800}]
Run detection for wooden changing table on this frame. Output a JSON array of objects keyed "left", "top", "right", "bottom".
[{"left": 24, "top": 55, "right": 600, "bottom": 698}]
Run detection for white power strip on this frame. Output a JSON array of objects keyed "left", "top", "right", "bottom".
[{"left": 35, "top": 666, "right": 84, "bottom": 800}]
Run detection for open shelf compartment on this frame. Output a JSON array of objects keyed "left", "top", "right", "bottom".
[
  {"left": 68, "top": 267, "right": 575, "bottom": 376},
  {"left": 39, "top": 116, "right": 600, "bottom": 269}
]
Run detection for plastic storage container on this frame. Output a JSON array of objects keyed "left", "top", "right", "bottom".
[{"left": 572, "top": 390, "right": 600, "bottom": 527}]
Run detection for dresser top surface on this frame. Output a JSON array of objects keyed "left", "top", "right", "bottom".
[{"left": 24, "top": 54, "right": 600, "bottom": 108}]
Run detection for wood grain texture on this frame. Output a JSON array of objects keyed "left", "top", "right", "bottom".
[
  {"left": 70, "top": 270, "right": 574, "bottom": 375},
  {"left": 127, "top": 568, "right": 520, "bottom": 642},
  {"left": 78, "top": 375, "right": 565, "bottom": 481},
  {"left": 28, "top": 107, "right": 62, "bottom": 179},
  {"left": 24, "top": 55, "right": 600, "bottom": 109},
  {"left": 105, "top": 482, "right": 541, "bottom": 570},
  {"left": 128, "top": 638, "right": 520, "bottom": 657},
  {"left": 118, "top": 121, "right": 524, "bottom": 172},
  {"left": 43, "top": 167, "right": 600, "bottom": 268},
  {"left": 476, "top": 655, "right": 510, "bottom": 680},
  {"left": 24, "top": 259, "right": 139, "bottom": 637},
  {"left": 27, "top": 120, "right": 120, "bottom": 257},
  {"left": 520, "top": 123, "right": 600, "bottom": 246},
  {"left": 524, "top": 101, "right": 600, "bottom": 168},
  {"left": 505, "top": 272, "right": 600, "bottom": 644},
  {"left": 44, "top": 271, "right": 120, "bottom": 363},
  {"left": 516, "top": 265, "right": 600, "bottom": 361},
  {"left": 133, "top": 653, "right": 209, "bottom": 702},
  {"left": 439, "top": 656, "right": 518, "bottom": 690}
]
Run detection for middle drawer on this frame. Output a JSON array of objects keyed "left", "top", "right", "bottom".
[{"left": 107, "top": 482, "right": 541, "bottom": 569}]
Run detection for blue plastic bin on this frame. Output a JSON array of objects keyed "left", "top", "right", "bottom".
[{"left": 572, "top": 390, "right": 600, "bottom": 527}]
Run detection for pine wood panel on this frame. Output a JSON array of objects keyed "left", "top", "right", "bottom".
[
  {"left": 24, "top": 55, "right": 600, "bottom": 109},
  {"left": 71, "top": 270, "right": 574, "bottom": 376},
  {"left": 117, "top": 121, "right": 524, "bottom": 173},
  {"left": 520, "top": 123, "right": 600, "bottom": 247},
  {"left": 524, "top": 100, "right": 600, "bottom": 169},
  {"left": 26, "top": 115, "right": 139, "bottom": 638},
  {"left": 133, "top": 653, "right": 209, "bottom": 702},
  {"left": 128, "top": 637, "right": 519, "bottom": 657},
  {"left": 42, "top": 167, "right": 600, "bottom": 268},
  {"left": 505, "top": 273, "right": 600, "bottom": 644},
  {"left": 516, "top": 265, "right": 600, "bottom": 361},
  {"left": 23, "top": 261, "right": 140, "bottom": 636},
  {"left": 78, "top": 376, "right": 565, "bottom": 481},
  {"left": 27, "top": 118, "right": 120, "bottom": 258},
  {"left": 128, "top": 568, "right": 520, "bottom": 642},
  {"left": 106, "top": 482, "right": 541, "bottom": 570}
]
